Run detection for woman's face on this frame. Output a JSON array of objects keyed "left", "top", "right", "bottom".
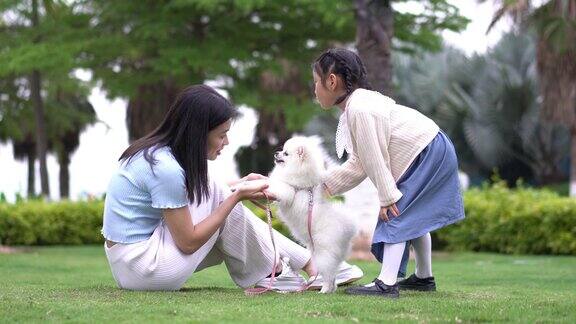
[
  {"left": 207, "top": 119, "right": 232, "bottom": 160},
  {"left": 313, "top": 70, "right": 339, "bottom": 109}
]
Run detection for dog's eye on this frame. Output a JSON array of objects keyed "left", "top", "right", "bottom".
[{"left": 283, "top": 152, "right": 289, "bottom": 156}]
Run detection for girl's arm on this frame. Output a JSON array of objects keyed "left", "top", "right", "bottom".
[
  {"left": 163, "top": 181, "right": 268, "bottom": 254},
  {"left": 323, "top": 153, "right": 367, "bottom": 196},
  {"left": 349, "top": 110, "right": 402, "bottom": 207}
]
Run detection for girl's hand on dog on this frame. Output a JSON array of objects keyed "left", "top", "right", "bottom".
[
  {"left": 379, "top": 204, "right": 400, "bottom": 222},
  {"left": 321, "top": 183, "right": 332, "bottom": 199}
]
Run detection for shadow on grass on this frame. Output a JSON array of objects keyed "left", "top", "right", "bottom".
[
  {"left": 400, "top": 290, "right": 480, "bottom": 300},
  {"left": 76, "top": 285, "right": 242, "bottom": 297},
  {"left": 0, "top": 245, "right": 35, "bottom": 254},
  {"left": 178, "top": 286, "right": 238, "bottom": 293},
  {"left": 80, "top": 284, "right": 238, "bottom": 295}
]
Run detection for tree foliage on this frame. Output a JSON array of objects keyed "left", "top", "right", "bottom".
[{"left": 0, "top": 0, "right": 96, "bottom": 198}]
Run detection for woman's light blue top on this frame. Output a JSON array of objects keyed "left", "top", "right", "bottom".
[{"left": 102, "top": 147, "right": 189, "bottom": 244}]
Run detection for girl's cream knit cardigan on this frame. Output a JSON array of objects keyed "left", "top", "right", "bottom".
[{"left": 324, "top": 88, "right": 440, "bottom": 207}]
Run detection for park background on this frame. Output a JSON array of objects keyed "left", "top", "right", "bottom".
[{"left": 1, "top": 0, "right": 575, "bottom": 322}]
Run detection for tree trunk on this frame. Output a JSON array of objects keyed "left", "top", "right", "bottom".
[
  {"left": 30, "top": 74, "right": 50, "bottom": 197},
  {"left": 126, "top": 80, "right": 179, "bottom": 142},
  {"left": 56, "top": 130, "right": 80, "bottom": 199},
  {"left": 58, "top": 149, "right": 70, "bottom": 199},
  {"left": 235, "top": 110, "right": 291, "bottom": 176},
  {"left": 30, "top": 0, "right": 50, "bottom": 197},
  {"left": 12, "top": 137, "right": 37, "bottom": 197},
  {"left": 235, "top": 60, "right": 304, "bottom": 176},
  {"left": 528, "top": 123, "right": 567, "bottom": 186},
  {"left": 571, "top": 127, "right": 576, "bottom": 197},
  {"left": 354, "top": 0, "right": 394, "bottom": 96},
  {"left": 27, "top": 148, "right": 35, "bottom": 198}
]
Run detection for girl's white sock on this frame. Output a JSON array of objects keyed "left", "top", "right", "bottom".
[
  {"left": 375, "top": 242, "right": 407, "bottom": 286},
  {"left": 412, "top": 233, "right": 433, "bottom": 278}
]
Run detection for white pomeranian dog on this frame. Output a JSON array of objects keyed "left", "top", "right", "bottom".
[{"left": 267, "top": 136, "right": 358, "bottom": 293}]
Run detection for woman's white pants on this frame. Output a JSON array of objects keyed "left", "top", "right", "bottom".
[{"left": 104, "top": 180, "right": 311, "bottom": 291}]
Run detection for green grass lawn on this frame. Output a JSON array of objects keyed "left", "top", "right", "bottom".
[{"left": 0, "top": 247, "right": 575, "bottom": 323}]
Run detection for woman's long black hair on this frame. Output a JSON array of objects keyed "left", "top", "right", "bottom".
[
  {"left": 120, "top": 84, "right": 239, "bottom": 206},
  {"left": 312, "top": 48, "right": 373, "bottom": 105}
]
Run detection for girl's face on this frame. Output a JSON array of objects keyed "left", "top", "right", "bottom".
[
  {"left": 206, "top": 119, "right": 232, "bottom": 160},
  {"left": 313, "top": 70, "right": 342, "bottom": 109}
]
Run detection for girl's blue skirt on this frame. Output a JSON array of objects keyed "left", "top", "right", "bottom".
[{"left": 371, "top": 131, "right": 465, "bottom": 262}]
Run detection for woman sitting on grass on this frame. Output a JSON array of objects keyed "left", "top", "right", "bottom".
[{"left": 101, "top": 85, "right": 362, "bottom": 291}]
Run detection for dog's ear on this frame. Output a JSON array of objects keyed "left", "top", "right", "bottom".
[{"left": 296, "top": 146, "right": 306, "bottom": 161}]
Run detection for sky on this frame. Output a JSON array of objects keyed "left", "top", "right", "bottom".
[{"left": 0, "top": 1, "right": 514, "bottom": 202}]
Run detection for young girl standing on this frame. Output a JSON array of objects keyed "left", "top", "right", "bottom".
[{"left": 312, "top": 48, "right": 465, "bottom": 298}]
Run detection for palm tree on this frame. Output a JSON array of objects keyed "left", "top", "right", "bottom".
[
  {"left": 484, "top": 0, "right": 576, "bottom": 195},
  {"left": 0, "top": 75, "right": 37, "bottom": 197},
  {"left": 45, "top": 89, "right": 96, "bottom": 198},
  {"left": 12, "top": 137, "right": 37, "bottom": 198},
  {"left": 393, "top": 48, "right": 504, "bottom": 179},
  {"left": 393, "top": 33, "right": 569, "bottom": 185},
  {"left": 0, "top": 75, "right": 95, "bottom": 199}
]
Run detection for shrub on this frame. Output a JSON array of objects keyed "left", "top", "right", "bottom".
[
  {"left": 1, "top": 183, "right": 574, "bottom": 256},
  {"left": 436, "top": 182, "right": 576, "bottom": 255},
  {"left": 0, "top": 199, "right": 288, "bottom": 246},
  {"left": 0, "top": 200, "right": 104, "bottom": 245}
]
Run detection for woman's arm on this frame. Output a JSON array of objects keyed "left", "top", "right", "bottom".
[{"left": 163, "top": 181, "right": 268, "bottom": 254}]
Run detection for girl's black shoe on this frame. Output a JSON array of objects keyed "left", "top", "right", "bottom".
[
  {"left": 397, "top": 274, "right": 436, "bottom": 291},
  {"left": 344, "top": 279, "right": 399, "bottom": 298}
]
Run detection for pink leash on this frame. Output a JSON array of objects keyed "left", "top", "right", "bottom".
[
  {"left": 244, "top": 191, "right": 278, "bottom": 296},
  {"left": 295, "top": 188, "right": 318, "bottom": 292},
  {"left": 244, "top": 188, "right": 318, "bottom": 296}
]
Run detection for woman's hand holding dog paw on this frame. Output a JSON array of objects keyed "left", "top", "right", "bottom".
[
  {"left": 228, "top": 173, "right": 268, "bottom": 188},
  {"left": 379, "top": 204, "right": 400, "bottom": 222},
  {"left": 260, "top": 189, "right": 277, "bottom": 201},
  {"left": 232, "top": 180, "right": 270, "bottom": 202},
  {"left": 241, "top": 173, "right": 268, "bottom": 182}
]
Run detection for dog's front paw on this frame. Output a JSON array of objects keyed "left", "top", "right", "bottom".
[{"left": 319, "top": 281, "right": 337, "bottom": 294}]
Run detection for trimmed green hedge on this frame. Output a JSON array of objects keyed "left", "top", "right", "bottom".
[
  {"left": 0, "top": 200, "right": 104, "bottom": 245},
  {"left": 436, "top": 182, "right": 576, "bottom": 255},
  {"left": 0, "top": 199, "right": 286, "bottom": 246},
  {"left": 1, "top": 183, "right": 575, "bottom": 255}
]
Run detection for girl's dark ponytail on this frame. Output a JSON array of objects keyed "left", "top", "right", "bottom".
[{"left": 354, "top": 53, "right": 372, "bottom": 90}]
